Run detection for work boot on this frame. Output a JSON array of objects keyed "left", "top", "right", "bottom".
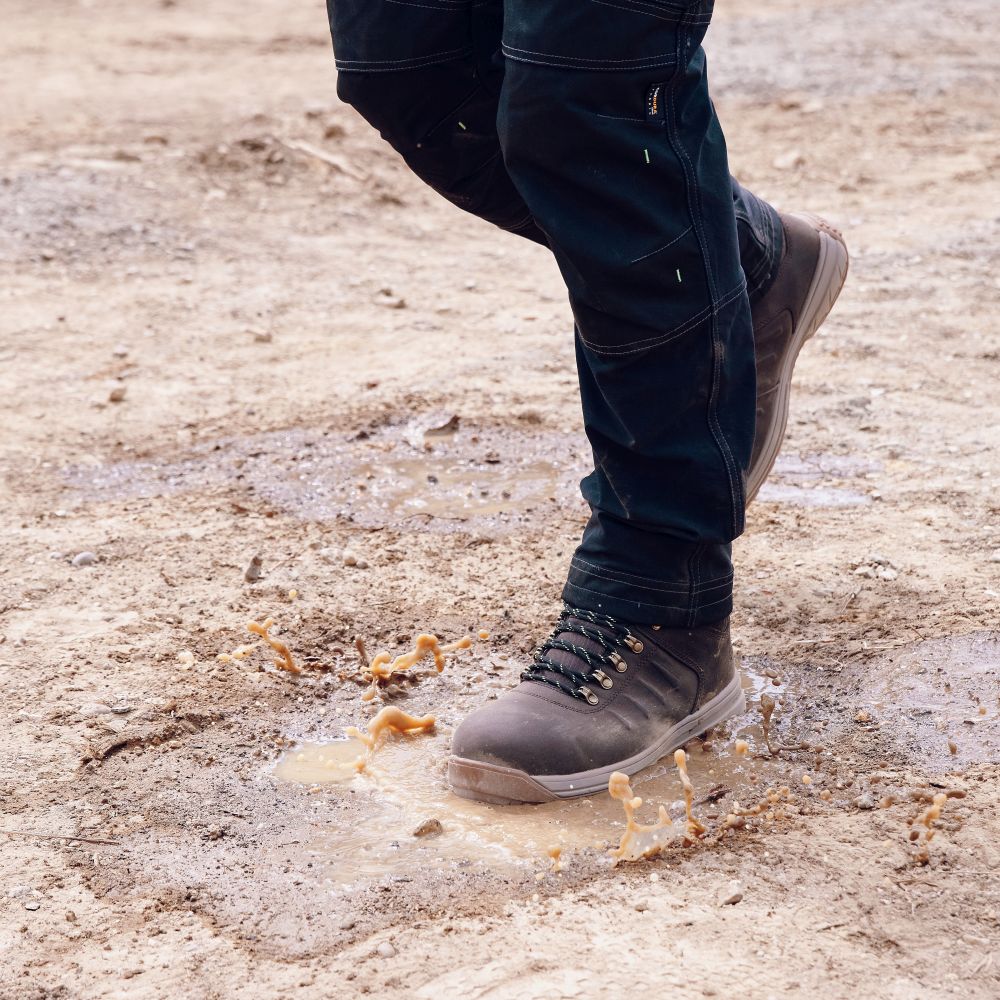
[
  {"left": 747, "top": 212, "right": 850, "bottom": 500},
  {"left": 448, "top": 607, "right": 744, "bottom": 804}
]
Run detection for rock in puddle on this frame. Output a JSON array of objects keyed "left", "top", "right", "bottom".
[{"left": 412, "top": 818, "right": 444, "bottom": 838}]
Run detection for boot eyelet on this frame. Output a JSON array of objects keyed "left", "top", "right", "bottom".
[
  {"left": 625, "top": 636, "right": 643, "bottom": 654},
  {"left": 592, "top": 670, "right": 613, "bottom": 690},
  {"left": 609, "top": 652, "right": 627, "bottom": 673},
  {"left": 578, "top": 686, "right": 599, "bottom": 706}
]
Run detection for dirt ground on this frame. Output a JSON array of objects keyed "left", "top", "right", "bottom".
[{"left": 2, "top": 0, "right": 999, "bottom": 996}]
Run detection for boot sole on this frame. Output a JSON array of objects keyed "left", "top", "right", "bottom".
[
  {"left": 746, "top": 214, "right": 850, "bottom": 501},
  {"left": 447, "top": 674, "right": 746, "bottom": 804}
]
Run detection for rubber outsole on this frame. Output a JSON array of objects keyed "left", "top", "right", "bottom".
[
  {"left": 447, "top": 674, "right": 747, "bottom": 804},
  {"left": 746, "top": 214, "right": 850, "bottom": 501}
]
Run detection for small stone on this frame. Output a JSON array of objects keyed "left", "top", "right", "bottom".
[
  {"left": 108, "top": 386, "right": 127, "bottom": 403},
  {"left": 244, "top": 554, "right": 263, "bottom": 582},
  {"left": 72, "top": 551, "right": 97, "bottom": 568},
  {"left": 634, "top": 900, "right": 649, "bottom": 912},
  {"left": 853, "top": 565, "right": 876, "bottom": 578},
  {"left": 988, "top": 550, "right": 1000, "bottom": 564},
  {"left": 412, "top": 818, "right": 443, "bottom": 838},
  {"left": 112, "top": 344, "right": 130, "bottom": 358},
  {"left": 23, "top": 900, "right": 40, "bottom": 912},
  {"left": 355, "top": 558, "right": 369, "bottom": 570},
  {"left": 65, "top": 911, "right": 77, "bottom": 922},
  {"left": 854, "top": 792, "right": 877, "bottom": 810},
  {"left": 252, "top": 330, "right": 273, "bottom": 343},
  {"left": 717, "top": 882, "right": 744, "bottom": 906},
  {"left": 877, "top": 567, "right": 898, "bottom": 582},
  {"left": 318, "top": 548, "right": 339, "bottom": 563},
  {"left": 343, "top": 553, "right": 358, "bottom": 567},
  {"left": 854, "top": 710, "right": 872, "bottom": 724},
  {"left": 339, "top": 916, "right": 356, "bottom": 930},
  {"left": 376, "top": 941, "right": 396, "bottom": 958}
]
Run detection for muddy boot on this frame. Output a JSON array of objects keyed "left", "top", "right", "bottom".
[
  {"left": 448, "top": 607, "right": 744, "bottom": 804},
  {"left": 747, "top": 212, "right": 850, "bottom": 500}
]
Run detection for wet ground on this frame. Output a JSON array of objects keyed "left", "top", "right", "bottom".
[{"left": 2, "top": 0, "right": 999, "bottom": 996}]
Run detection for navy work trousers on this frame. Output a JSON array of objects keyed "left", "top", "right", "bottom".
[{"left": 326, "top": 0, "right": 783, "bottom": 626}]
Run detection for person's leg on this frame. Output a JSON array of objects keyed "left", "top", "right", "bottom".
[
  {"left": 496, "top": 0, "right": 752, "bottom": 626},
  {"left": 326, "top": 0, "right": 546, "bottom": 244}
]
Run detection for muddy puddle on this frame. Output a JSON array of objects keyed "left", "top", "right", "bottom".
[
  {"left": 756, "top": 452, "right": 881, "bottom": 507},
  {"left": 63, "top": 424, "right": 879, "bottom": 525},
  {"left": 62, "top": 423, "right": 584, "bottom": 531},
  {"left": 269, "top": 661, "right": 816, "bottom": 885}
]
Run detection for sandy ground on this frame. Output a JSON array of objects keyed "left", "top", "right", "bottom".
[{"left": 2, "top": 0, "right": 999, "bottom": 996}]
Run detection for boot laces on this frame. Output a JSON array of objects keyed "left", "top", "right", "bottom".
[{"left": 520, "top": 605, "right": 643, "bottom": 705}]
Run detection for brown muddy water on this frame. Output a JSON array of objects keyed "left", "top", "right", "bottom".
[
  {"left": 267, "top": 633, "right": 997, "bottom": 885},
  {"left": 60, "top": 419, "right": 881, "bottom": 528},
  {"left": 269, "top": 662, "right": 809, "bottom": 884}
]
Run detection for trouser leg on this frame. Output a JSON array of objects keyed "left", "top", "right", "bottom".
[
  {"left": 326, "top": 0, "right": 546, "bottom": 244},
  {"left": 497, "top": 0, "right": 753, "bottom": 626}
]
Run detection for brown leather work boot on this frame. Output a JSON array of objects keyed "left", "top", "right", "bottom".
[
  {"left": 448, "top": 608, "right": 743, "bottom": 804},
  {"left": 747, "top": 212, "right": 849, "bottom": 500}
]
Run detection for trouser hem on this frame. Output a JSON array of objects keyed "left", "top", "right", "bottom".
[{"left": 562, "top": 563, "right": 734, "bottom": 628}]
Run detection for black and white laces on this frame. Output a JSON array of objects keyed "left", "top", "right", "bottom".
[{"left": 520, "top": 605, "right": 643, "bottom": 705}]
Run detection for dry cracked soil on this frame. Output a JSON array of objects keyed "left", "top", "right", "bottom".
[{"left": 1, "top": 0, "right": 999, "bottom": 997}]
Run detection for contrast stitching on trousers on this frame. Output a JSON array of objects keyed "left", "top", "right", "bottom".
[
  {"left": 588, "top": 0, "right": 708, "bottom": 24},
  {"left": 384, "top": 0, "right": 473, "bottom": 10},
  {"left": 336, "top": 46, "right": 473, "bottom": 71},
  {"left": 571, "top": 555, "right": 733, "bottom": 589},
  {"left": 664, "top": 20, "right": 742, "bottom": 535},
  {"left": 569, "top": 564, "right": 731, "bottom": 597},
  {"left": 630, "top": 224, "right": 694, "bottom": 265},
  {"left": 501, "top": 44, "right": 678, "bottom": 69},
  {"left": 564, "top": 579, "right": 732, "bottom": 613},
  {"left": 591, "top": 110, "right": 648, "bottom": 123},
  {"left": 577, "top": 277, "right": 746, "bottom": 357}
]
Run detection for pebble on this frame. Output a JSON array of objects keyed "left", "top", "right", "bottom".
[
  {"left": 717, "top": 882, "right": 744, "bottom": 906},
  {"left": 71, "top": 551, "right": 97, "bottom": 568},
  {"left": 108, "top": 386, "right": 127, "bottom": 403},
  {"left": 24, "top": 900, "right": 41, "bottom": 911},
  {"left": 112, "top": 344, "right": 130, "bottom": 358},
  {"left": 376, "top": 942, "right": 396, "bottom": 958},
  {"left": 854, "top": 792, "right": 877, "bottom": 810},
  {"left": 343, "top": 553, "right": 358, "bottom": 567},
  {"left": 244, "top": 554, "right": 263, "bottom": 583},
  {"left": 339, "top": 916, "right": 356, "bottom": 930},
  {"left": 988, "top": 550, "right": 1000, "bottom": 564},
  {"left": 634, "top": 900, "right": 649, "bottom": 912},
  {"left": 412, "top": 818, "right": 443, "bottom": 838}
]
